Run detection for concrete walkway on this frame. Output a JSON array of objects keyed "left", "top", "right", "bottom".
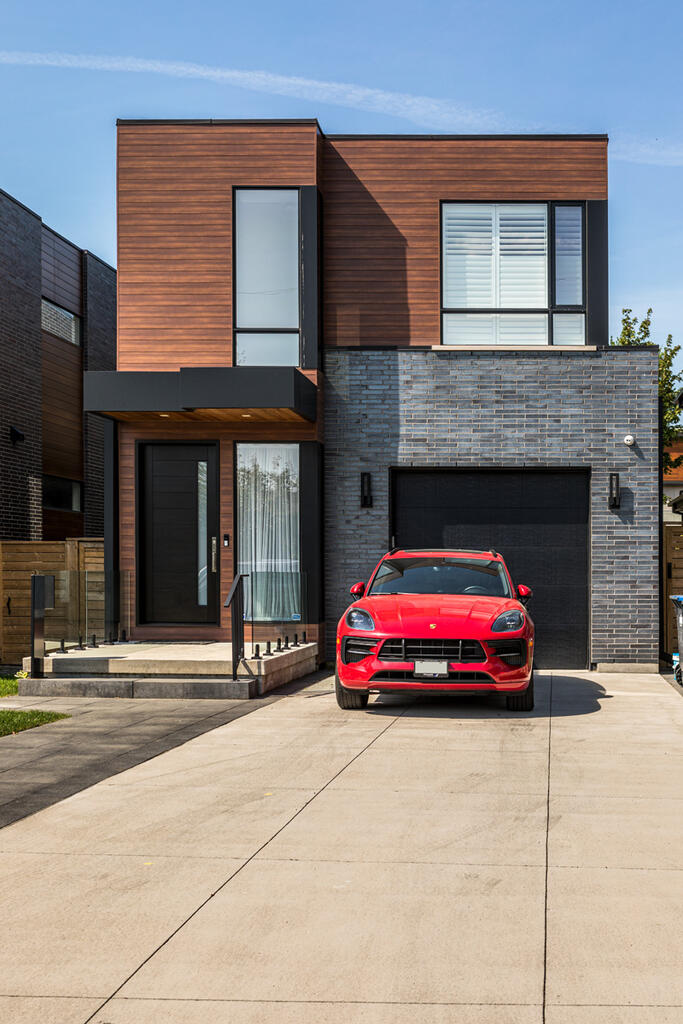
[
  {"left": 1, "top": 670, "right": 682, "bottom": 1023},
  {"left": 0, "top": 692, "right": 279, "bottom": 828}
]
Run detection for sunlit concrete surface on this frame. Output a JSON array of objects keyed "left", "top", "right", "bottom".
[{"left": 1, "top": 670, "right": 681, "bottom": 1023}]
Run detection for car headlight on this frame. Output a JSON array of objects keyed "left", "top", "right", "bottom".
[
  {"left": 491, "top": 610, "right": 525, "bottom": 632},
  {"left": 346, "top": 608, "right": 375, "bottom": 631}
]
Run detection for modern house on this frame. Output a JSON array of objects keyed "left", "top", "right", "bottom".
[
  {"left": 84, "top": 120, "right": 660, "bottom": 672},
  {"left": 0, "top": 188, "right": 116, "bottom": 541}
]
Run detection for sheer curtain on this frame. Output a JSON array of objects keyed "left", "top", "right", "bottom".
[{"left": 237, "top": 444, "right": 301, "bottom": 621}]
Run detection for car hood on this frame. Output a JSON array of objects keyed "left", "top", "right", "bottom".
[{"left": 351, "top": 593, "right": 524, "bottom": 635}]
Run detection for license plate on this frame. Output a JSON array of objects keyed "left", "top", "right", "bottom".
[{"left": 414, "top": 660, "right": 449, "bottom": 678}]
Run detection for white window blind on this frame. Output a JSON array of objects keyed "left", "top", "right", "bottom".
[
  {"left": 442, "top": 203, "right": 547, "bottom": 310},
  {"left": 553, "top": 313, "right": 585, "bottom": 345},
  {"left": 443, "top": 313, "right": 548, "bottom": 346},
  {"left": 554, "top": 206, "right": 583, "bottom": 305}
]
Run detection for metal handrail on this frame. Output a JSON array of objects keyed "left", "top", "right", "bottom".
[{"left": 224, "top": 573, "right": 249, "bottom": 681}]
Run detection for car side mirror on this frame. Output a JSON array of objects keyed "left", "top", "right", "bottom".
[
  {"left": 517, "top": 584, "right": 532, "bottom": 605},
  {"left": 349, "top": 581, "right": 366, "bottom": 599}
]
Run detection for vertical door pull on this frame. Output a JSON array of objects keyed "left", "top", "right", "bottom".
[{"left": 211, "top": 537, "right": 217, "bottom": 573}]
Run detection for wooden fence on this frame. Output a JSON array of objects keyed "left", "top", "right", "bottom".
[
  {"left": 0, "top": 538, "right": 104, "bottom": 667},
  {"left": 663, "top": 522, "right": 683, "bottom": 657}
]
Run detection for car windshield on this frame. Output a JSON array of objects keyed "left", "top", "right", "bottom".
[{"left": 368, "top": 557, "right": 511, "bottom": 598}]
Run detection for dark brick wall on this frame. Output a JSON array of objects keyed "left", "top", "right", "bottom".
[
  {"left": 0, "top": 192, "right": 43, "bottom": 540},
  {"left": 82, "top": 253, "right": 116, "bottom": 537},
  {"left": 324, "top": 347, "right": 660, "bottom": 666}
]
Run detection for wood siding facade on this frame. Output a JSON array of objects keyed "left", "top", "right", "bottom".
[
  {"left": 321, "top": 136, "right": 608, "bottom": 348},
  {"left": 116, "top": 123, "right": 319, "bottom": 372}
]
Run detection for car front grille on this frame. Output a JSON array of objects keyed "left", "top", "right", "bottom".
[
  {"left": 487, "top": 639, "right": 527, "bottom": 667},
  {"left": 378, "top": 638, "right": 486, "bottom": 663},
  {"left": 370, "top": 670, "right": 495, "bottom": 683},
  {"left": 341, "top": 637, "right": 378, "bottom": 664}
]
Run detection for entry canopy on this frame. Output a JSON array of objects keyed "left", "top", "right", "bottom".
[{"left": 83, "top": 366, "right": 317, "bottom": 423}]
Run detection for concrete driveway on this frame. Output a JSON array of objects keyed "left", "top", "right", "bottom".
[{"left": 1, "top": 670, "right": 682, "bottom": 1023}]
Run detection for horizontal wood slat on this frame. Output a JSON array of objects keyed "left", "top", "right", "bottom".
[
  {"left": 0, "top": 539, "right": 103, "bottom": 665},
  {"left": 321, "top": 137, "right": 607, "bottom": 348},
  {"left": 116, "top": 123, "right": 318, "bottom": 372},
  {"left": 41, "top": 333, "right": 83, "bottom": 481},
  {"left": 41, "top": 226, "right": 82, "bottom": 314}
]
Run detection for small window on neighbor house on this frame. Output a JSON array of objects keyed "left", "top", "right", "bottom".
[
  {"left": 42, "top": 476, "right": 82, "bottom": 512},
  {"left": 41, "top": 299, "right": 81, "bottom": 346}
]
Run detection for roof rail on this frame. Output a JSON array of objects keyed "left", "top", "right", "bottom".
[{"left": 386, "top": 547, "right": 500, "bottom": 557}]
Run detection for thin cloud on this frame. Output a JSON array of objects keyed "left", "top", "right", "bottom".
[
  {"left": 609, "top": 134, "right": 683, "bottom": 168},
  {"left": 0, "top": 49, "right": 503, "bottom": 131},
  {"left": 2, "top": 49, "right": 680, "bottom": 164}
]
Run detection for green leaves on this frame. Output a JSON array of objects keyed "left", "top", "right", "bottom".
[{"left": 611, "top": 307, "right": 683, "bottom": 475}]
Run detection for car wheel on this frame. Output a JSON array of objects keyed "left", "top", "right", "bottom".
[
  {"left": 506, "top": 669, "right": 535, "bottom": 712},
  {"left": 335, "top": 671, "right": 369, "bottom": 710}
]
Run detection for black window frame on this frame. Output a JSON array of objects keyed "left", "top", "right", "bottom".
[
  {"left": 439, "top": 199, "right": 587, "bottom": 347},
  {"left": 232, "top": 186, "right": 303, "bottom": 367},
  {"left": 42, "top": 475, "right": 83, "bottom": 513}
]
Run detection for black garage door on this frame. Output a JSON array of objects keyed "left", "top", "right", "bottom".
[{"left": 391, "top": 469, "right": 590, "bottom": 669}]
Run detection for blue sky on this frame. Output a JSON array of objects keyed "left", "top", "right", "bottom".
[{"left": 1, "top": 0, "right": 681, "bottom": 354}]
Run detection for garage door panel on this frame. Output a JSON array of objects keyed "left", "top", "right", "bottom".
[{"left": 393, "top": 470, "right": 589, "bottom": 669}]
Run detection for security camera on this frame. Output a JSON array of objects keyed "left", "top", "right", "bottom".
[{"left": 623, "top": 434, "right": 635, "bottom": 447}]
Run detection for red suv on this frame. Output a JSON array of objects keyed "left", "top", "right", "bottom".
[{"left": 336, "top": 548, "right": 535, "bottom": 711}]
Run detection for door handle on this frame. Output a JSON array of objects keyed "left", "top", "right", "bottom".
[{"left": 211, "top": 537, "right": 217, "bottom": 573}]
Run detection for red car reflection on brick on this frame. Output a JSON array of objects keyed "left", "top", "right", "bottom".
[{"left": 336, "top": 549, "right": 535, "bottom": 712}]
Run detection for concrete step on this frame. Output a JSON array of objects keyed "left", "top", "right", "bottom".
[{"left": 19, "top": 676, "right": 255, "bottom": 699}]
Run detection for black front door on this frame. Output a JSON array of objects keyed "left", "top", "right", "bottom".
[
  {"left": 139, "top": 443, "right": 219, "bottom": 624},
  {"left": 392, "top": 469, "right": 590, "bottom": 669}
]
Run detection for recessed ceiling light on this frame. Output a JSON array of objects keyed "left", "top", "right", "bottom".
[
  {"left": 159, "top": 413, "right": 170, "bottom": 418},
  {"left": 241, "top": 413, "right": 252, "bottom": 418}
]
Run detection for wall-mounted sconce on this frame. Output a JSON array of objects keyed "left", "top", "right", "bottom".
[
  {"left": 9, "top": 425, "right": 24, "bottom": 447},
  {"left": 360, "top": 472, "right": 373, "bottom": 508},
  {"left": 609, "top": 472, "right": 621, "bottom": 509},
  {"left": 223, "top": 534, "right": 230, "bottom": 548}
]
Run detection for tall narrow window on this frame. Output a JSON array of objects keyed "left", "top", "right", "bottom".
[
  {"left": 235, "top": 189, "right": 300, "bottom": 366},
  {"left": 441, "top": 202, "right": 586, "bottom": 346},
  {"left": 554, "top": 206, "right": 583, "bottom": 306},
  {"left": 237, "top": 444, "right": 301, "bottom": 621},
  {"left": 197, "top": 461, "right": 208, "bottom": 606}
]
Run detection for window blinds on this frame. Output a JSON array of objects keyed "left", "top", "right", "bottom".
[{"left": 442, "top": 203, "right": 548, "bottom": 310}]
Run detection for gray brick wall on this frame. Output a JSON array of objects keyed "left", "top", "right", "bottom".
[
  {"left": 0, "top": 192, "right": 43, "bottom": 540},
  {"left": 323, "top": 347, "right": 659, "bottom": 666},
  {"left": 82, "top": 252, "right": 116, "bottom": 537}
]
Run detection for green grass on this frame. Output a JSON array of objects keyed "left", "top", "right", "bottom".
[
  {"left": 0, "top": 709, "right": 69, "bottom": 737},
  {"left": 0, "top": 676, "right": 19, "bottom": 698}
]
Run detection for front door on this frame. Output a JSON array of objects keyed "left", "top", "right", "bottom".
[{"left": 139, "top": 443, "right": 219, "bottom": 624}]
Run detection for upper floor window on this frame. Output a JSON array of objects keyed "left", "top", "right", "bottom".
[
  {"left": 235, "top": 189, "right": 300, "bottom": 366},
  {"left": 41, "top": 299, "right": 81, "bottom": 346},
  {"left": 441, "top": 202, "right": 585, "bottom": 346}
]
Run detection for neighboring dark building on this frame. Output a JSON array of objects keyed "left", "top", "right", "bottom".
[
  {"left": 85, "top": 120, "right": 659, "bottom": 671},
  {"left": 0, "top": 189, "right": 116, "bottom": 541}
]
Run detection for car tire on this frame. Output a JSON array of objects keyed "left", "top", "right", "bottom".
[
  {"left": 335, "top": 671, "right": 369, "bottom": 710},
  {"left": 506, "top": 669, "right": 535, "bottom": 712}
]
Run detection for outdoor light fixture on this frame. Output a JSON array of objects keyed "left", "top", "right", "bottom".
[
  {"left": 623, "top": 434, "right": 635, "bottom": 447},
  {"left": 609, "top": 472, "right": 621, "bottom": 509},
  {"left": 360, "top": 472, "right": 373, "bottom": 508},
  {"left": 9, "top": 425, "right": 24, "bottom": 446}
]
